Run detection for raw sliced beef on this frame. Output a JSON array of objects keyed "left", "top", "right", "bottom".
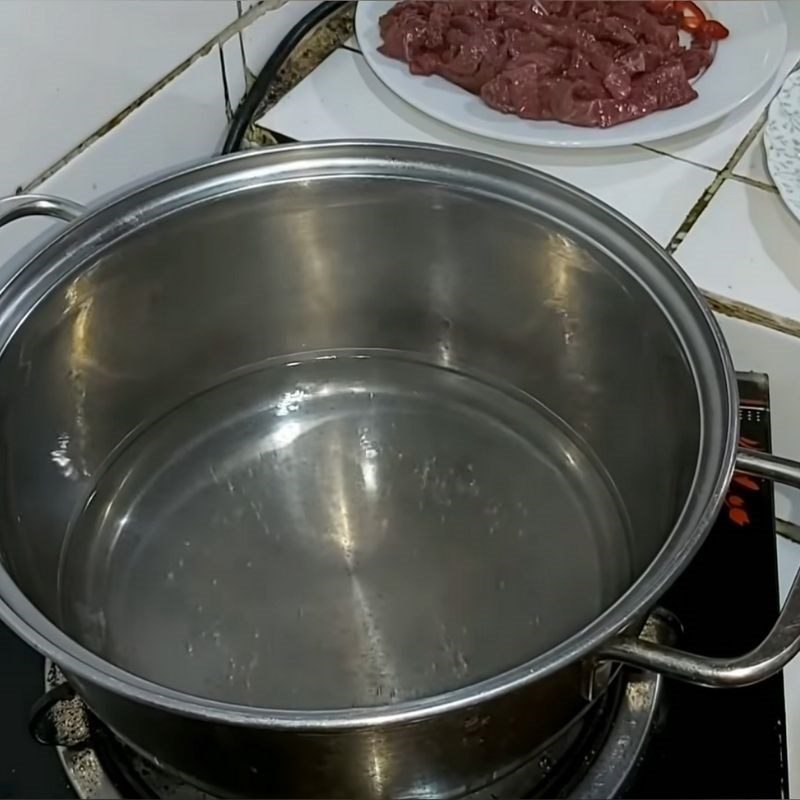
[{"left": 378, "top": 0, "right": 724, "bottom": 128}]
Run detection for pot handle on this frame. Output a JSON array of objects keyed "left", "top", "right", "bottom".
[
  {"left": 0, "top": 193, "right": 86, "bottom": 228},
  {"left": 599, "top": 448, "right": 800, "bottom": 688}
]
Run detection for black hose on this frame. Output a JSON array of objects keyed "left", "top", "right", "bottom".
[{"left": 221, "top": 1, "right": 347, "bottom": 154}]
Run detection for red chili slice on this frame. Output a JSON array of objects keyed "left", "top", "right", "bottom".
[
  {"left": 675, "top": 0, "right": 706, "bottom": 32},
  {"left": 701, "top": 19, "right": 730, "bottom": 39},
  {"left": 675, "top": 1, "right": 706, "bottom": 19}
]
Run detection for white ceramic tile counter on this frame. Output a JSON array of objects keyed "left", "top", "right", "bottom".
[
  {"left": 675, "top": 179, "right": 800, "bottom": 321},
  {"left": 255, "top": 10, "right": 800, "bottom": 791},
  {"left": 0, "top": 0, "right": 239, "bottom": 194}
]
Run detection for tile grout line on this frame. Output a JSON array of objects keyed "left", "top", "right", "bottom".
[
  {"left": 235, "top": 0, "right": 251, "bottom": 88},
  {"left": 728, "top": 172, "right": 779, "bottom": 195},
  {"left": 218, "top": 45, "right": 234, "bottom": 121},
  {"left": 239, "top": 32, "right": 252, "bottom": 87},
  {"left": 700, "top": 290, "right": 800, "bottom": 341},
  {"left": 776, "top": 518, "right": 800, "bottom": 546},
  {"left": 19, "top": 0, "right": 276, "bottom": 193},
  {"left": 634, "top": 142, "right": 716, "bottom": 172},
  {"left": 665, "top": 173, "right": 725, "bottom": 254},
  {"left": 666, "top": 109, "right": 767, "bottom": 254}
]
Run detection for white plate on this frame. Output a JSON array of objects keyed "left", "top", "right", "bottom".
[
  {"left": 356, "top": 1, "right": 787, "bottom": 148},
  {"left": 766, "top": 70, "right": 800, "bottom": 223}
]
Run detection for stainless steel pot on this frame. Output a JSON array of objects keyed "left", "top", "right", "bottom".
[{"left": 0, "top": 142, "right": 799, "bottom": 799}]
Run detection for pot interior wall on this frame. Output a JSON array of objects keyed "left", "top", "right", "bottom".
[{"left": 0, "top": 171, "right": 700, "bottom": 704}]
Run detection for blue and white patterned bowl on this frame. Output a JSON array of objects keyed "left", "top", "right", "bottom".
[{"left": 765, "top": 70, "right": 800, "bottom": 222}]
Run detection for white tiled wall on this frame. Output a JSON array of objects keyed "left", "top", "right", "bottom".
[
  {"left": 0, "top": 0, "right": 314, "bottom": 281},
  {"left": 0, "top": 0, "right": 238, "bottom": 194},
  {"left": 0, "top": 48, "right": 232, "bottom": 285}
]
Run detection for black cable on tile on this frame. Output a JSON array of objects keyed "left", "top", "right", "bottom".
[{"left": 221, "top": 1, "right": 347, "bottom": 154}]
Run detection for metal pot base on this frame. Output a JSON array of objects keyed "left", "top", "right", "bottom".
[{"left": 43, "top": 663, "right": 662, "bottom": 800}]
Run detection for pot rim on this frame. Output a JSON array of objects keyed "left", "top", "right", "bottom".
[{"left": 0, "top": 141, "right": 739, "bottom": 730}]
